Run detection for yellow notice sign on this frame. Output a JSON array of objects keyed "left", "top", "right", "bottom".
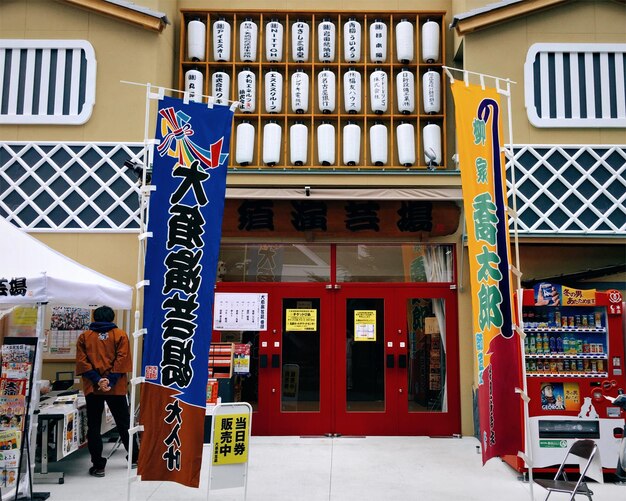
[
  {"left": 11, "top": 307, "right": 38, "bottom": 326},
  {"left": 354, "top": 310, "right": 376, "bottom": 341},
  {"left": 212, "top": 413, "right": 250, "bottom": 465},
  {"left": 285, "top": 309, "right": 317, "bottom": 331},
  {"left": 562, "top": 287, "right": 596, "bottom": 306}
]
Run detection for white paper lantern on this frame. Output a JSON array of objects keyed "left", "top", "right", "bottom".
[
  {"left": 395, "top": 19, "right": 414, "bottom": 64},
  {"left": 343, "top": 18, "right": 361, "bottom": 62},
  {"left": 370, "top": 69, "right": 388, "bottom": 114},
  {"left": 212, "top": 19, "right": 230, "bottom": 62},
  {"left": 239, "top": 19, "right": 258, "bottom": 62},
  {"left": 422, "top": 20, "right": 440, "bottom": 63},
  {"left": 265, "top": 19, "right": 284, "bottom": 62},
  {"left": 290, "top": 122, "right": 308, "bottom": 166},
  {"left": 318, "top": 69, "right": 336, "bottom": 113},
  {"left": 396, "top": 122, "right": 416, "bottom": 166},
  {"left": 317, "top": 122, "right": 335, "bottom": 165},
  {"left": 188, "top": 19, "right": 206, "bottom": 61},
  {"left": 369, "top": 20, "right": 387, "bottom": 63},
  {"left": 291, "top": 70, "right": 309, "bottom": 113},
  {"left": 318, "top": 19, "right": 336, "bottom": 63},
  {"left": 423, "top": 123, "right": 442, "bottom": 167},
  {"left": 343, "top": 122, "right": 361, "bottom": 166},
  {"left": 292, "top": 20, "right": 310, "bottom": 62},
  {"left": 211, "top": 71, "right": 230, "bottom": 105},
  {"left": 264, "top": 71, "right": 283, "bottom": 113},
  {"left": 369, "top": 123, "right": 388, "bottom": 166},
  {"left": 396, "top": 69, "right": 415, "bottom": 114},
  {"left": 263, "top": 122, "right": 282, "bottom": 166},
  {"left": 238, "top": 68, "right": 256, "bottom": 113},
  {"left": 422, "top": 70, "right": 441, "bottom": 114},
  {"left": 236, "top": 122, "right": 255, "bottom": 166},
  {"left": 185, "top": 69, "right": 203, "bottom": 103},
  {"left": 343, "top": 69, "right": 362, "bottom": 113}
]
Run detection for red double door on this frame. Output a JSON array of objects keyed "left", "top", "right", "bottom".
[{"left": 214, "top": 282, "right": 460, "bottom": 437}]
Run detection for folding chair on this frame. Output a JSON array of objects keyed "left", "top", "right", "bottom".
[{"left": 534, "top": 439, "right": 598, "bottom": 501}]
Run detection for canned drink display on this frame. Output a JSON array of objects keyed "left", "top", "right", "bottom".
[
  {"left": 591, "top": 360, "right": 597, "bottom": 372},
  {"left": 588, "top": 314, "right": 595, "bottom": 327},
  {"left": 575, "top": 315, "right": 581, "bottom": 327},
  {"left": 597, "top": 359, "right": 604, "bottom": 372},
  {"left": 563, "top": 359, "right": 570, "bottom": 372},
  {"left": 576, "top": 359, "right": 583, "bottom": 372},
  {"left": 581, "top": 314, "right": 588, "bottom": 327},
  {"left": 597, "top": 343, "right": 604, "bottom": 354},
  {"left": 583, "top": 359, "right": 590, "bottom": 372},
  {"left": 568, "top": 316, "right": 575, "bottom": 328},
  {"left": 562, "top": 315, "right": 568, "bottom": 328},
  {"left": 594, "top": 312, "right": 602, "bottom": 328},
  {"left": 554, "top": 310, "right": 561, "bottom": 327},
  {"left": 557, "top": 360, "right": 564, "bottom": 372},
  {"left": 549, "top": 361, "right": 556, "bottom": 373},
  {"left": 529, "top": 359, "right": 536, "bottom": 372}
]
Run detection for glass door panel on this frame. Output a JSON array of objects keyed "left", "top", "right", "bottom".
[
  {"left": 346, "top": 298, "right": 385, "bottom": 412},
  {"left": 281, "top": 298, "right": 321, "bottom": 412},
  {"left": 405, "top": 297, "right": 446, "bottom": 413}
]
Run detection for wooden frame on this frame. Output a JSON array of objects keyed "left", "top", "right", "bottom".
[{"left": 179, "top": 10, "right": 447, "bottom": 170}]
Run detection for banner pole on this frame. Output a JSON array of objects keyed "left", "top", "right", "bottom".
[{"left": 504, "top": 79, "right": 535, "bottom": 500}]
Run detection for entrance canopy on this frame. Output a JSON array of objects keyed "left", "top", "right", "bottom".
[{"left": 0, "top": 217, "right": 132, "bottom": 309}]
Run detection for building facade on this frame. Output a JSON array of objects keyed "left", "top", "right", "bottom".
[{"left": 0, "top": 0, "right": 624, "bottom": 437}]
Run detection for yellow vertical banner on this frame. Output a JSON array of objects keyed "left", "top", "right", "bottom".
[{"left": 451, "top": 81, "right": 521, "bottom": 463}]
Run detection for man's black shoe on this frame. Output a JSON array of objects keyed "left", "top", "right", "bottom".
[{"left": 89, "top": 466, "right": 105, "bottom": 477}]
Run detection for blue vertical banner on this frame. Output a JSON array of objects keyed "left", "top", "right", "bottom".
[{"left": 138, "top": 96, "right": 234, "bottom": 487}]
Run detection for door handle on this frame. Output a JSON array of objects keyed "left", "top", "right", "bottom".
[
  {"left": 260, "top": 354, "right": 268, "bottom": 368},
  {"left": 386, "top": 354, "right": 395, "bottom": 368},
  {"left": 398, "top": 354, "right": 407, "bottom": 368},
  {"left": 271, "top": 354, "right": 280, "bottom": 368}
]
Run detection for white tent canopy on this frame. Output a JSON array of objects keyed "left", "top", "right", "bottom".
[{"left": 0, "top": 217, "right": 132, "bottom": 309}]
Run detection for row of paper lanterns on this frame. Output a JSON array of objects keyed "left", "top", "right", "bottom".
[
  {"left": 188, "top": 18, "right": 440, "bottom": 64},
  {"left": 235, "top": 121, "right": 442, "bottom": 167},
  {"left": 185, "top": 68, "right": 441, "bottom": 114}
]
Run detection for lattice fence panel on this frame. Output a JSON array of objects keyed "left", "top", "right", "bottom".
[{"left": 0, "top": 142, "right": 144, "bottom": 231}]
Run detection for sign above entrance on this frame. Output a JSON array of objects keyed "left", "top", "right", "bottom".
[{"left": 222, "top": 199, "right": 460, "bottom": 239}]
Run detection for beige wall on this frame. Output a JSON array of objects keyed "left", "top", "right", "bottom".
[
  {"left": 0, "top": 0, "right": 178, "bottom": 141},
  {"left": 462, "top": 0, "right": 626, "bottom": 144}
]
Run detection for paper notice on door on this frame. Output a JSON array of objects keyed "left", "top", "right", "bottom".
[
  {"left": 425, "top": 316, "right": 439, "bottom": 334},
  {"left": 354, "top": 310, "right": 376, "bottom": 342}
]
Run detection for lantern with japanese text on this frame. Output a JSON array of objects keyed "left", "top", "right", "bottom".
[
  {"left": 263, "top": 121, "right": 282, "bottom": 166},
  {"left": 369, "top": 20, "right": 387, "bottom": 63},
  {"left": 317, "top": 122, "right": 335, "bottom": 166},
  {"left": 370, "top": 69, "right": 388, "bottom": 114},
  {"left": 343, "top": 69, "right": 362, "bottom": 113},
  {"left": 264, "top": 70, "right": 283, "bottom": 113},
  {"left": 423, "top": 70, "right": 441, "bottom": 114},
  {"left": 396, "top": 68, "right": 415, "bottom": 114},
  {"left": 423, "top": 123, "right": 442, "bottom": 167},
  {"left": 291, "top": 70, "right": 309, "bottom": 113},
  {"left": 185, "top": 69, "right": 203, "bottom": 103},
  {"left": 343, "top": 122, "right": 361, "bottom": 166},
  {"left": 395, "top": 19, "right": 414, "bottom": 64},
  {"left": 236, "top": 121, "right": 255, "bottom": 166},
  {"left": 421, "top": 20, "right": 440, "bottom": 63},
  {"left": 290, "top": 122, "right": 308, "bottom": 166},
  {"left": 396, "top": 122, "right": 416, "bottom": 167},
  {"left": 343, "top": 18, "right": 361, "bottom": 63},
  {"left": 239, "top": 18, "right": 258, "bottom": 62},
  {"left": 211, "top": 71, "right": 230, "bottom": 105},
  {"left": 238, "top": 68, "right": 256, "bottom": 113},
  {"left": 265, "top": 19, "right": 284, "bottom": 62},
  {"left": 370, "top": 122, "right": 388, "bottom": 166},
  {"left": 318, "top": 18, "right": 336, "bottom": 63},
  {"left": 292, "top": 20, "right": 310, "bottom": 62},
  {"left": 318, "top": 69, "right": 336, "bottom": 113},
  {"left": 188, "top": 19, "right": 206, "bottom": 61},
  {"left": 212, "top": 18, "right": 230, "bottom": 62}
]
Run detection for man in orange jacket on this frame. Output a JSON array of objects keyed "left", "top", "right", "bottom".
[{"left": 76, "top": 306, "right": 138, "bottom": 477}]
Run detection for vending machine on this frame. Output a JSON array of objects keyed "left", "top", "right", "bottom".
[{"left": 506, "top": 286, "right": 626, "bottom": 473}]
